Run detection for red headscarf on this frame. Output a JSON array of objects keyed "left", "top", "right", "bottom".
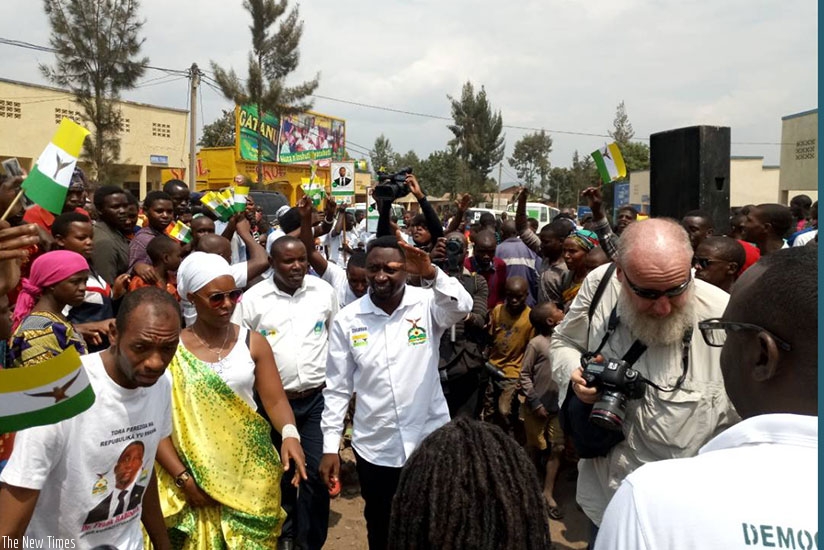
[{"left": 11, "top": 250, "right": 89, "bottom": 332}]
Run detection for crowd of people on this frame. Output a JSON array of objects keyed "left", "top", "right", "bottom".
[{"left": 0, "top": 164, "right": 817, "bottom": 550}]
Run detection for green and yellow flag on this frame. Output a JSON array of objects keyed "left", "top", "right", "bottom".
[
  {"left": 165, "top": 220, "right": 192, "bottom": 244},
  {"left": 0, "top": 348, "right": 95, "bottom": 432},
  {"left": 22, "top": 118, "right": 90, "bottom": 213},
  {"left": 591, "top": 142, "right": 627, "bottom": 185}
]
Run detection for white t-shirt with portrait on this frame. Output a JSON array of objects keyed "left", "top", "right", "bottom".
[{"left": 0, "top": 351, "right": 172, "bottom": 550}]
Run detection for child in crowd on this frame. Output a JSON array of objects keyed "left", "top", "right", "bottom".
[
  {"left": 485, "top": 276, "right": 535, "bottom": 436},
  {"left": 128, "top": 235, "right": 181, "bottom": 301},
  {"left": 519, "top": 301, "right": 566, "bottom": 520}
]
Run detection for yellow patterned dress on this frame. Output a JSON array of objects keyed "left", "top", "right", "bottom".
[{"left": 156, "top": 344, "right": 285, "bottom": 549}]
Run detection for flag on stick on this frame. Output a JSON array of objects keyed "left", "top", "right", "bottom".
[
  {"left": 0, "top": 347, "right": 95, "bottom": 432},
  {"left": 591, "top": 142, "right": 627, "bottom": 185},
  {"left": 232, "top": 186, "right": 249, "bottom": 214},
  {"left": 22, "top": 118, "right": 90, "bottom": 213},
  {"left": 165, "top": 220, "right": 192, "bottom": 244}
]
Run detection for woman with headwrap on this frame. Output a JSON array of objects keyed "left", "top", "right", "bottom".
[
  {"left": 538, "top": 229, "right": 603, "bottom": 312},
  {"left": 8, "top": 250, "right": 90, "bottom": 369},
  {"left": 154, "top": 251, "right": 307, "bottom": 549}
]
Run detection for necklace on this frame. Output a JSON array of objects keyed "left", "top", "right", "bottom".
[{"left": 190, "top": 325, "right": 232, "bottom": 361}]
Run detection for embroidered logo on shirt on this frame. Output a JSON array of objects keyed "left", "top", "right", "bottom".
[
  {"left": 259, "top": 328, "right": 277, "bottom": 338},
  {"left": 313, "top": 320, "right": 324, "bottom": 335},
  {"left": 406, "top": 318, "right": 428, "bottom": 346}
]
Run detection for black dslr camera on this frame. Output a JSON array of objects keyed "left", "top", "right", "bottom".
[
  {"left": 374, "top": 167, "right": 413, "bottom": 201},
  {"left": 582, "top": 358, "right": 646, "bottom": 431}
]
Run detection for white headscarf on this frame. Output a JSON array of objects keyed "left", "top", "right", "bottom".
[{"left": 177, "top": 251, "right": 234, "bottom": 301}]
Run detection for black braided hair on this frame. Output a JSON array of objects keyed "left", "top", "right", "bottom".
[{"left": 388, "top": 417, "right": 551, "bottom": 550}]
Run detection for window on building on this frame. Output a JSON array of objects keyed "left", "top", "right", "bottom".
[
  {"left": 55, "top": 108, "right": 83, "bottom": 124},
  {"left": 0, "top": 101, "right": 22, "bottom": 119},
  {"left": 120, "top": 118, "right": 131, "bottom": 133},
  {"left": 152, "top": 122, "right": 171, "bottom": 138}
]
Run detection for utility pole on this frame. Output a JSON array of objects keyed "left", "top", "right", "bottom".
[
  {"left": 188, "top": 63, "right": 200, "bottom": 189},
  {"left": 498, "top": 163, "right": 502, "bottom": 209}
]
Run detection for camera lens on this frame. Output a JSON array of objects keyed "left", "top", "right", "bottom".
[{"left": 589, "top": 390, "right": 627, "bottom": 431}]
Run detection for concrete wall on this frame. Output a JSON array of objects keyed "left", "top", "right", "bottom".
[
  {"left": 0, "top": 78, "right": 189, "bottom": 199},
  {"left": 779, "top": 109, "right": 817, "bottom": 204}
]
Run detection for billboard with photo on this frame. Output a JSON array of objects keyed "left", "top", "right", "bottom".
[{"left": 278, "top": 111, "right": 346, "bottom": 164}]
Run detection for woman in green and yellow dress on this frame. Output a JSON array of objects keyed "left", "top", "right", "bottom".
[{"left": 155, "top": 252, "right": 307, "bottom": 549}]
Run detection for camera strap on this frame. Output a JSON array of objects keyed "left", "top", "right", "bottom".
[{"left": 583, "top": 305, "right": 694, "bottom": 392}]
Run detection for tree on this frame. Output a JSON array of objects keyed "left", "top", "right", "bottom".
[
  {"left": 447, "top": 82, "right": 505, "bottom": 190},
  {"left": 609, "top": 100, "right": 635, "bottom": 145},
  {"left": 41, "top": 0, "right": 148, "bottom": 183},
  {"left": 199, "top": 110, "right": 236, "bottom": 148},
  {"left": 416, "top": 148, "right": 465, "bottom": 199},
  {"left": 211, "top": 0, "right": 319, "bottom": 185},
  {"left": 508, "top": 131, "right": 553, "bottom": 194},
  {"left": 608, "top": 100, "right": 650, "bottom": 172},
  {"left": 370, "top": 134, "right": 397, "bottom": 175}
]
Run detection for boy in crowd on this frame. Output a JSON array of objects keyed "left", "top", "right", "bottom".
[
  {"left": 128, "top": 236, "right": 181, "bottom": 301},
  {"left": 520, "top": 301, "right": 566, "bottom": 520},
  {"left": 485, "top": 276, "right": 535, "bottom": 436}
]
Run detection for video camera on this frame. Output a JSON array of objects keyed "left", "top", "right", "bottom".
[
  {"left": 582, "top": 358, "right": 646, "bottom": 431},
  {"left": 374, "top": 167, "right": 413, "bottom": 202}
]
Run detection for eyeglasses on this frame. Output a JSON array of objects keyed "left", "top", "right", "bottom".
[
  {"left": 199, "top": 288, "right": 243, "bottom": 308},
  {"left": 623, "top": 272, "right": 692, "bottom": 300},
  {"left": 698, "top": 318, "right": 792, "bottom": 352},
  {"left": 692, "top": 256, "right": 727, "bottom": 269}
]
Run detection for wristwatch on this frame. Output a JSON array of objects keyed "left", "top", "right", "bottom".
[{"left": 174, "top": 470, "right": 191, "bottom": 488}]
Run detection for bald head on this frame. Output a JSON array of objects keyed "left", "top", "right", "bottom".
[
  {"left": 501, "top": 220, "right": 517, "bottom": 240},
  {"left": 195, "top": 234, "right": 232, "bottom": 262},
  {"left": 617, "top": 218, "right": 692, "bottom": 274}
]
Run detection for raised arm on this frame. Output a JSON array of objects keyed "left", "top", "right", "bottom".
[
  {"left": 514, "top": 187, "right": 541, "bottom": 254},
  {"left": 582, "top": 186, "right": 618, "bottom": 260},
  {"left": 235, "top": 216, "right": 270, "bottom": 282},
  {"left": 408, "top": 175, "right": 444, "bottom": 240},
  {"left": 444, "top": 194, "right": 472, "bottom": 235},
  {"left": 299, "top": 195, "right": 330, "bottom": 276}
]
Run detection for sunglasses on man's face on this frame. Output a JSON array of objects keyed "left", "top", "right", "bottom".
[
  {"left": 692, "top": 256, "right": 728, "bottom": 269},
  {"left": 624, "top": 272, "right": 692, "bottom": 301},
  {"left": 199, "top": 289, "right": 243, "bottom": 308}
]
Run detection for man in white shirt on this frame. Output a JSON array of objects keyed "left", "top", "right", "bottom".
[
  {"left": 298, "top": 196, "right": 368, "bottom": 308},
  {"left": 549, "top": 219, "right": 737, "bottom": 542},
  {"left": 327, "top": 209, "right": 359, "bottom": 267},
  {"left": 232, "top": 236, "right": 337, "bottom": 550},
  {"left": 595, "top": 245, "right": 817, "bottom": 550},
  {"left": 0, "top": 287, "right": 180, "bottom": 550},
  {"left": 319, "top": 236, "right": 473, "bottom": 550}
]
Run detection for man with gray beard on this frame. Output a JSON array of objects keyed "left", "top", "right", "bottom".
[{"left": 549, "top": 218, "right": 738, "bottom": 547}]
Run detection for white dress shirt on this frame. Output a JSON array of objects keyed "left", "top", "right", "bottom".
[
  {"left": 232, "top": 275, "right": 338, "bottom": 392},
  {"left": 321, "top": 267, "right": 473, "bottom": 467},
  {"left": 595, "top": 414, "right": 818, "bottom": 550},
  {"left": 320, "top": 261, "right": 359, "bottom": 308},
  {"left": 327, "top": 227, "right": 360, "bottom": 267}
]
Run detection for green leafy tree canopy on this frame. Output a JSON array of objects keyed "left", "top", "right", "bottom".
[
  {"left": 211, "top": 0, "right": 319, "bottom": 184},
  {"left": 508, "top": 130, "right": 553, "bottom": 194},
  {"left": 447, "top": 82, "right": 505, "bottom": 188},
  {"left": 199, "top": 109, "right": 236, "bottom": 148}
]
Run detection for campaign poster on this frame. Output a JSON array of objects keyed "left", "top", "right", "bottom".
[
  {"left": 279, "top": 111, "right": 346, "bottom": 164},
  {"left": 330, "top": 162, "right": 355, "bottom": 205}
]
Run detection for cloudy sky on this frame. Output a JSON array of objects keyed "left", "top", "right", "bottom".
[{"left": 0, "top": 0, "right": 816, "bottom": 185}]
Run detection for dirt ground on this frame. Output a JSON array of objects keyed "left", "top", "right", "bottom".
[{"left": 325, "top": 447, "right": 589, "bottom": 550}]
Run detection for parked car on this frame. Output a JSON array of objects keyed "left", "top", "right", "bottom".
[{"left": 250, "top": 190, "right": 289, "bottom": 226}]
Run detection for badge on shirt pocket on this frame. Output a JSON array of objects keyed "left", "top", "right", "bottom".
[
  {"left": 92, "top": 473, "right": 108, "bottom": 496},
  {"left": 350, "top": 326, "right": 368, "bottom": 348},
  {"left": 406, "top": 318, "right": 428, "bottom": 346},
  {"left": 313, "top": 320, "right": 324, "bottom": 335},
  {"left": 259, "top": 328, "right": 277, "bottom": 338}
]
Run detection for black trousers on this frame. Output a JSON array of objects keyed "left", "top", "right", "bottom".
[
  {"left": 267, "top": 391, "right": 329, "bottom": 550},
  {"left": 354, "top": 450, "right": 403, "bottom": 550}
]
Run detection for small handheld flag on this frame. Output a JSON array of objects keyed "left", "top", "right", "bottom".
[
  {"left": 591, "top": 143, "right": 627, "bottom": 185},
  {"left": 0, "top": 347, "right": 95, "bottom": 432},
  {"left": 165, "top": 220, "right": 193, "bottom": 244},
  {"left": 22, "top": 118, "right": 90, "bottom": 214},
  {"left": 232, "top": 186, "right": 249, "bottom": 214}
]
